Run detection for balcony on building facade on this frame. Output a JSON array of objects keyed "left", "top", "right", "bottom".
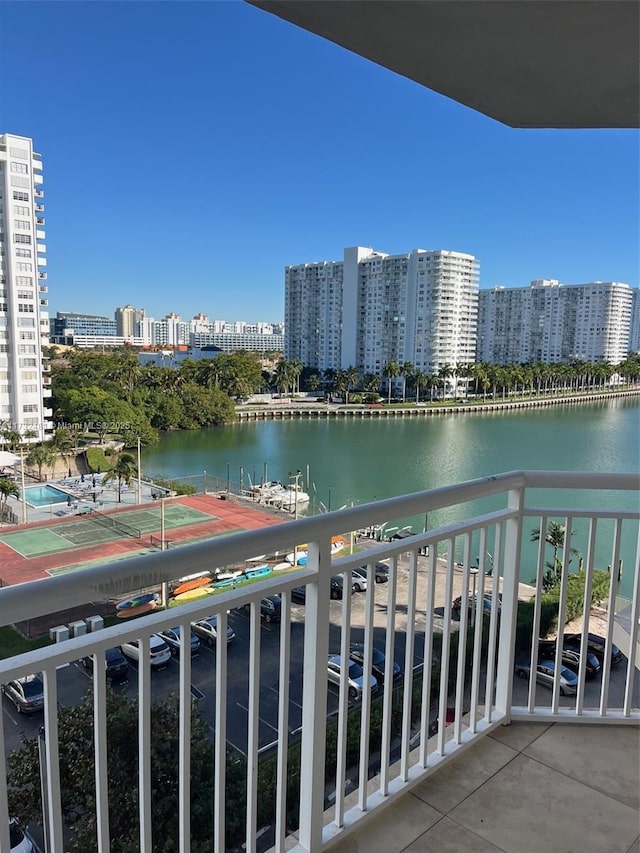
[
  {"left": 0, "top": 471, "right": 637, "bottom": 853},
  {"left": 35, "top": 204, "right": 44, "bottom": 213}
]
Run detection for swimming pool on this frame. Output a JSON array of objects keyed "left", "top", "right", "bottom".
[{"left": 25, "top": 484, "right": 70, "bottom": 507}]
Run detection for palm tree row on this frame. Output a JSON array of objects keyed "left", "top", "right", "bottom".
[{"left": 294, "top": 355, "right": 640, "bottom": 403}]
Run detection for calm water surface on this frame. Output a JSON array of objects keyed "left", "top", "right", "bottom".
[{"left": 143, "top": 399, "right": 639, "bottom": 595}]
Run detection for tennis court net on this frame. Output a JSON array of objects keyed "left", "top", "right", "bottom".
[{"left": 87, "top": 509, "right": 141, "bottom": 540}]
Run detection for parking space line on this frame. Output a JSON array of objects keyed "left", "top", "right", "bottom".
[
  {"left": 268, "top": 685, "right": 303, "bottom": 710},
  {"left": 236, "top": 702, "right": 279, "bottom": 734}
]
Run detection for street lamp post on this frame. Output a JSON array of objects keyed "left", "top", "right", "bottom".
[
  {"left": 20, "top": 445, "right": 27, "bottom": 524},
  {"left": 137, "top": 436, "right": 142, "bottom": 504}
]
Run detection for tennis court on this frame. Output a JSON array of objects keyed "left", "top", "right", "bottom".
[
  {"left": 0, "top": 493, "right": 285, "bottom": 588},
  {"left": 0, "top": 504, "right": 219, "bottom": 558}
]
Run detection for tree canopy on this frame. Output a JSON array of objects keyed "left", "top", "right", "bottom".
[{"left": 7, "top": 690, "right": 218, "bottom": 853}]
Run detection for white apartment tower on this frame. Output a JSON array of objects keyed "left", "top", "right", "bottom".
[
  {"left": 0, "top": 134, "right": 52, "bottom": 441},
  {"left": 285, "top": 246, "right": 479, "bottom": 375},
  {"left": 477, "top": 280, "right": 634, "bottom": 364}
]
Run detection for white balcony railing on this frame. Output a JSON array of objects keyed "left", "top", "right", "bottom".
[{"left": 0, "top": 471, "right": 637, "bottom": 853}]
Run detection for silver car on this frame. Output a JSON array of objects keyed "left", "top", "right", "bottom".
[
  {"left": 191, "top": 616, "right": 236, "bottom": 646},
  {"left": 515, "top": 659, "right": 578, "bottom": 695},
  {"left": 327, "top": 654, "right": 378, "bottom": 700}
]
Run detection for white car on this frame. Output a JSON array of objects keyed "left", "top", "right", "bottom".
[
  {"left": 10, "top": 819, "right": 34, "bottom": 853},
  {"left": 120, "top": 635, "right": 171, "bottom": 669}
]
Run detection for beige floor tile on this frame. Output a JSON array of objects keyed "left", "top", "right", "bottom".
[
  {"left": 523, "top": 724, "right": 640, "bottom": 810},
  {"left": 404, "top": 815, "right": 505, "bottom": 852},
  {"left": 449, "top": 754, "right": 639, "bottom": 853},
  {"left": 488, "top": 721, "right": 550, "bottom": 751},
  {"left": 328, "top": 793, "right": 441, "bottom": 853},
  {"left": 412, "top": 737, "right": 517, "bottom": 813}
]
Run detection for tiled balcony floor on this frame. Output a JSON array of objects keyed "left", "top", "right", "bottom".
[{"left": 331, "top": 723, "right": 640, "bottom": 853}]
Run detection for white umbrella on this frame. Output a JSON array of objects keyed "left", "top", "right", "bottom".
[{"left": 0, "top": 450, "right": 20, "bottom": 467}]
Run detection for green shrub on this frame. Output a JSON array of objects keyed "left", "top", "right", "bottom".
[
  {"left": 84, "top": 447, "right": 109, "bottom": 472},
  {"left": 515, "top": 569, "right": 611, "bottom": 651},
  {"left": 150, "top": 474, "right": 197, "bottom": 496}
]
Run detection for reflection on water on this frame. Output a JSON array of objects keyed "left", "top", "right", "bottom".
[{"left": 143, "top": 398, "right": 639, "bottom": 596}]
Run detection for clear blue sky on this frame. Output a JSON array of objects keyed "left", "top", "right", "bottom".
[{"left": 2, "top": 1, "right": 638, "bottom": 323}]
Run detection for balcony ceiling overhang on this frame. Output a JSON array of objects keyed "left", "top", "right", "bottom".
[{"left": 247, "top": 0, "right": 640, "bottom": 128}]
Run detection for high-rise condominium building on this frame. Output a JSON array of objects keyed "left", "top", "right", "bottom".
[
  {"left": 630, "top": 288, "right": 640, "bottom": 355},
  {"left": 0, "top": 133, "right": 52, "bottom": 441},
  {"left": 115, "top": 304, "right": 145, "bottom": 338},
  {"left": 477, "top": 280, "right": 634, "bottom": 364},
  {"left": 285, "top": 246, "right": 479, "bottom": 376}
]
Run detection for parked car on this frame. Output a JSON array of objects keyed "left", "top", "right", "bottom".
[
  {"left": 1, "top": 674, "right": 44, "bottom": 714},
  {"left": 350, "top": 567, "right": 368, "bottom": 592},
  {"left": 564, "top": 632, "right": 624, "bottom": 666},
  {"left": 453, "top": 591, "right": 502, "bottom": 617},
  {"left": 538, "top": 639, "right": 601, "bottom": 680},
  {"left": 243, "top": 595, "right": 282, "bottom": 623},
  {"left": 515, "top": 659, "right": 578, "bottom": 695},
  {"left": 158, "top": 627, "right": 201, "bottom": 657},
  {"left": 373, "top": 562, "right": 390, "bottom": 583},
  {"left": 329, "top": 575, "right": 355, "bottom": 599},
  {"left": 191, "top": 616, "right": 236, "bottom": 646},
  {"left": 9, "top": 819, "right": 34, "bottom": 853},
  {"left": 120, "top": 635, "right": 171, "bottom": 669},
  {"left": 349, "top": 644, "right": 402, "bottom": 685},
  {"left": 82, "top": 647, "right": 129, "bottom": 680},
  {"left": 327, "top": 654, "right": 378, "bottom": 700},
  {"left": 291, "top": 586, "right": 307, "bottom": 604}
]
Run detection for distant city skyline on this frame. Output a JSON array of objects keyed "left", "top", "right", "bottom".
[{"left": 1, "top": 2, "right": 638, "bottom": 321}]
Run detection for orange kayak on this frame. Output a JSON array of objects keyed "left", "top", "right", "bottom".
[{"left": 173, "top": 576, "right": 212, "bottom": 596}]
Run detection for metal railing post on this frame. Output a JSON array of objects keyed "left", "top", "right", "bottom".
[
  {"left": 298, "top": 536, "right": 331, "bottom": 851},
  {"left": 494, "top": 486, "right": 525, "bottom": 718}
]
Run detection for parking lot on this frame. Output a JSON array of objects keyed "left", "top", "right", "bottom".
[{"left": 2, "top": 548, "right": 636, "bottom": 758}]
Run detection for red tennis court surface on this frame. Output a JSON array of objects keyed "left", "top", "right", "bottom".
[{"left": 0, "top": 494, "right": 285, "bottom": 588}]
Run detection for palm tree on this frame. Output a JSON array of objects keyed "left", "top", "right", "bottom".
[
  {"left": 531, "top": 521, "right": 580, "bottom": 585},
  {"left": 398, "top": 361, "right": 413, "bottom": 403},
  {"left": 26, "top": 445, "right": 55, "bottom": 482},
  {"left": 345, "top": 366, "right": 359, "bottom": 404},
  {"left": 0, "top": 477, "right": 19, "bottom": 506},
  {"left": 412, "top": 369, "right": 427, "bottom": 404},
  {"left": 290, "top": 359, "right": 303, "bottom": 396},
  {"left": 103, "top": 453, "right": 138, "bottom": 503},
  {"left": 383, "top": 361, "right": 400, "bottom": 403},
  {"left": 437, "top": 364, "right": 453, "bottom": 399}
]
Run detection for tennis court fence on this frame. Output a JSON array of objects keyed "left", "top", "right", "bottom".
[{"left": 87, "top": 509, "right": 141, "bottom": 540}]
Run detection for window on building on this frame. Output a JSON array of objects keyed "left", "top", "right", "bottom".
[
  {"left": 12, "top": 191, "right": 29, "bottom": 202},
  {"left": 19, "top": 358, "right": 37, "bottom": 367},
  {"left": 15, "top": 248, "right": 32, "bottom": 257},
  {"left": 18, "top": 318, "right": 35, "bottom": 327},
  {"left": 10, "top": 163, "right": 28, "bottom": 174},
  {"left": 16, "top": 263, "right": 32, "bottom": 272},
  {"left": 13, "top": 206, "right": 29, "bottom": 217},
  {"left": 16, "top": 277, "right": 32, "bottom": 287},
  {"left": 19, "top": 332, "right": 36, "bottom": 341},
  {"left": 14, "top": 234, "right": 31, "bottom": 244},
  {"left": 18, "top": 304, "right": 34, "bottom": 313},
  {"left": 22, "top": 404, "right": 38, "bottom": 412},
  {"left": 14, "top": 220, "right": 31, "bottom": 230},
  {"left": 21, "top": 384, "right": 38, "bottom": 393},
  {"left": 18, "top": 345, "right": 36, "bottom": 354}
]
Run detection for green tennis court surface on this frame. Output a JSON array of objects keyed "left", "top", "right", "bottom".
[
  {"left": 0, "top": 505, "right": 218, "bottom": 558},
  {"left": 0, "top": 528, "right": 73, "bottom": 558},
  {"left": 46, "top": 548, "right": 158, "bottom": 576}
]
